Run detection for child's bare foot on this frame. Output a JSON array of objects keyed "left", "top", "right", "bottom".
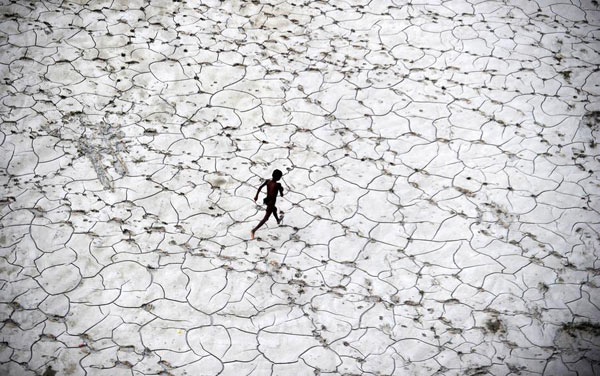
[
  {"left": 250, "top": 231, "right": 255, "bottom": 240},
  {"left": 278, "top": 211, "right": 284, "bottom": 225}
]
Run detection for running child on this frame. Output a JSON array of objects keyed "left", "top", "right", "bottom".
[{"left": 251, "top": 169, "right": 284, "bottom": 239}]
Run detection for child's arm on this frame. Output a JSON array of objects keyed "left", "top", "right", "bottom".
[
  {"left": 278, "top": 183, "right": 284, "bottom": 197},
  {"left": 254, "top": 180, "right": 268, "bottom": 201}
]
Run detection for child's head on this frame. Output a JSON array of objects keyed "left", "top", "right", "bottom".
[{"left": 272, "top": 169, "right": 282, "bottom": 181}]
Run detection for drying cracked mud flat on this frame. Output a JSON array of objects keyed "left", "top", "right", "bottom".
[{"left": 0, "top": 0, "right": 599, "bottom": 375}]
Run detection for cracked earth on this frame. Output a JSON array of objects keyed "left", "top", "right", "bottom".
[{"left": 0, "top": 0, "right": 599, "bottom": 375}]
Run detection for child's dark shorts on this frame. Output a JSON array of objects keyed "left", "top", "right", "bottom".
[{"left": 263, "top": 197, "right": 276, "bottom": 206}]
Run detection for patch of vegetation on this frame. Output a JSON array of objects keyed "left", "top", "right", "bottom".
[
  {"left": 560, "top": 70, "right": 572, "bottom": 81},
  {"left": 561, "top": 321, "right": 600, "bottom": 337},
  {"left": 584, "top": 111, "right": 600, "bottom": 131},
  {"left": 466, "top": 366, "right": 491, "bottom": 376},
  {"left": 485, "top": 318, "right": 504, "bottom": 333}
]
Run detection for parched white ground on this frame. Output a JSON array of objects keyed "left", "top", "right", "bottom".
[{"left": 0, "top": 0, "right": 599, "bottom": 375}]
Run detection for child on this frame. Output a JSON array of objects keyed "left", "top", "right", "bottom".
[{"left": 251, "top": 169, "right": 284, "bottom": 240}]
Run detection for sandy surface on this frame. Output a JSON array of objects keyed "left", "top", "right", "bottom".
[{"left": 0, "top": 0, "right": 599, "bottom": 375}]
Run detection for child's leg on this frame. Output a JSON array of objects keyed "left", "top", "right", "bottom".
[
  {"left": 272, "top": 206, "right": 280, "bottom": 224},
  {"left": 252, "top": 206, "right": 273, "bottom": 235}
]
